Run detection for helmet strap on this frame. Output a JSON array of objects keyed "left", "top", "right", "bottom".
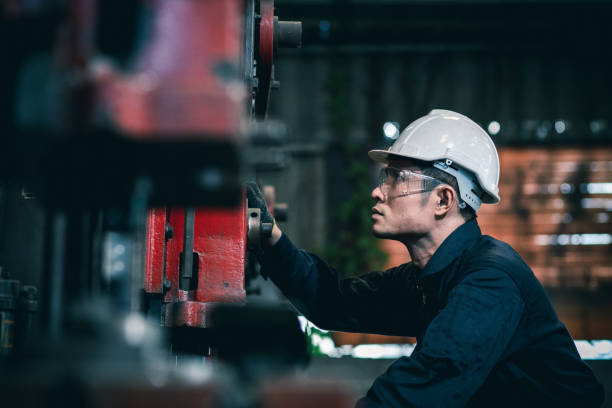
[{"left": 433, "top": 160, "right": 483, "bottom": 212}]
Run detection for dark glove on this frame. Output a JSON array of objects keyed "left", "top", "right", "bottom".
[{"left": 246, "top": 181, "right": 274, "bottom": 224}]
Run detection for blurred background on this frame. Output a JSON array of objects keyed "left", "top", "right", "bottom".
[{"left": 0, "top": 0, "right": 610, "bottom": 407}]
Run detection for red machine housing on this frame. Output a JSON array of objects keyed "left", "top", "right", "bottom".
[
  {"left": 145, "top": 202, "right": 247, "bottom": 328},
  {"left": 98, "top": 0, "right": 246, "bottom": 137}
]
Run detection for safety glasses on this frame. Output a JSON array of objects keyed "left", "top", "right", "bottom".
[{"left": 377, "top": 167, "right": 442, "bottom": 201}]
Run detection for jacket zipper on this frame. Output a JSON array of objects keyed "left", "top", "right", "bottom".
[{"left": 416, "top": 282, "right": 426, "bottom": 305}]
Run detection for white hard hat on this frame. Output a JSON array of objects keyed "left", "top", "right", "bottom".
[{"left": 368, "top": 109, "right": 500, "bottom": 212}]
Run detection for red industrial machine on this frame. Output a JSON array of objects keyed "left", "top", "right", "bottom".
[{"left": 100, "top": 0, "right": 301, "bottom": 331}]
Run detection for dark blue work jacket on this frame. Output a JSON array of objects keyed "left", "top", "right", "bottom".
[{"left": 260, "top": 219, "right": 604, "bottom": 407}]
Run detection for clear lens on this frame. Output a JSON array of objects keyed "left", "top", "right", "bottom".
[{"left": 378, "top": 167, "right": 441, "bottom": 200}]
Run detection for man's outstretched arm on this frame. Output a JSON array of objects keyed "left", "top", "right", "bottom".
[
  {"left": 247, "top": 181, "right": 418, "bottom": 334},
  {"left": 261, "top": 231, "right": 418, "bottom": 334}
]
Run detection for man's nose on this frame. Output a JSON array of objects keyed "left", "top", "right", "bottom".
[{"left": 371, "top": 185, "right": 385, "bottom": 202}]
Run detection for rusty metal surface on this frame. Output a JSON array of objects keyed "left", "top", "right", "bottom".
[
  {"left": 192, "top": 205, "right": 247, "bottom": 304},
  {"left": 144, "top": 207, "right": 166, "bottom": 294},
  {"left": 164, "top": 300, "right": 209, "bottom": 328},
  {"left": 150, "top": 198, "right": 246, "bottom": 327},
  {"left": 163, "top": 207, "right": 185, "bottom": 304}
]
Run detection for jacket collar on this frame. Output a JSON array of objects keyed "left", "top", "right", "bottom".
[{"left": 416, "top": 218, "right": 482, "bottom": 280}]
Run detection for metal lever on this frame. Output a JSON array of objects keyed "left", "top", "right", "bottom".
[
  {"left": 247, "top": 208, "right": 273, "bottom": 250},
  {"left": 180, "top": 208, "right": 196, "bottom": 291}
]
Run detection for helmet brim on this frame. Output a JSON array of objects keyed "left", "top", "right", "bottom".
[
  {"left": 368, "top": 149, "right": 418, "bottom": 164},
  {"left": 367, "top": 149, "right": 389, "bottom": 163}
]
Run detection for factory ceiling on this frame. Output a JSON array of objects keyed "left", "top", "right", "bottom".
[{"left": 275, "top": 1, "right": 612, "bottom": 55}]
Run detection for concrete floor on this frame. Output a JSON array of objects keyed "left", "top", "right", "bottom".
[{"left": 301, "top": 356, "right": 612, "bottom": 407}]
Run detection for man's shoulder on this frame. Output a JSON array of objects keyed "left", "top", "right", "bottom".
[
  {"left": 461, "top": 234, "right": 540, "bottom": 290},
  {"left": 362, "top": 262, "right": 417, "bottom": 286},
  {"left": 383, "top": 262, "right": 417, "bottom": 277},
  {"left": 471, "top": 235, "right": 526, "bottom": 266}
]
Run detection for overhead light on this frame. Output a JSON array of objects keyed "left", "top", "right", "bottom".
[
  {"left": 383, "top": 121, "right": 400, "bottom": 140},
  {"left": 590, "top": 120, "right": 606, "bottom": 133},
  {"left": 554, "top": 120, "right": 566, "bottom": 134},
  {"left": 487, "top": 121, "right": 500, "bottom": 135},
  {"left": 536, "top": 121, "right": 552, "bottom": 139}
]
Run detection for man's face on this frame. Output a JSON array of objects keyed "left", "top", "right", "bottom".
[{"left": 370, "top": 160, "right": 438, "bottom": 240}]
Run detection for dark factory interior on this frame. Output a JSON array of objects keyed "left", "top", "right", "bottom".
[{"left": 0, "top": 1, "right": 610, "bottom": 407}]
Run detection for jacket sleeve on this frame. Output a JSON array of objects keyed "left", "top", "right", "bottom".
[
  {"left": 259, "top": 232, "right": 420, "bottom": 334},
  {"left": 359, "top": 268, "right": 525, "bottom": 407}
]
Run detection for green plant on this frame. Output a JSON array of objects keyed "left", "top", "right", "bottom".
[{"left": 324, "top": 63, "right": 387, "bottom": 277}]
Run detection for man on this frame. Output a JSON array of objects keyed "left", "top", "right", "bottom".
[{"left": 247, "top": 109, "right": 604, "bottom": 407}]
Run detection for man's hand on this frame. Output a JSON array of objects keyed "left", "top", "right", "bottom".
[
  {"left": 246, "top": 181, "right": 282, "bottom": 246},
  {"left": 246, "top": 181, "right": 274, "bottom": 224}
]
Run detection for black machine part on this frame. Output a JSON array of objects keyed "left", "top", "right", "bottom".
[
  {"left": 0, "top": 267, "right": 21, "bottom": 356},
  {"left": 0, "top": 268, "right": 39, "bottom": 356}
]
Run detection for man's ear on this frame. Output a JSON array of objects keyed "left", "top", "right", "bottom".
[{"left": 433, "top": 185, "right": 456, "bottom": 217}]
